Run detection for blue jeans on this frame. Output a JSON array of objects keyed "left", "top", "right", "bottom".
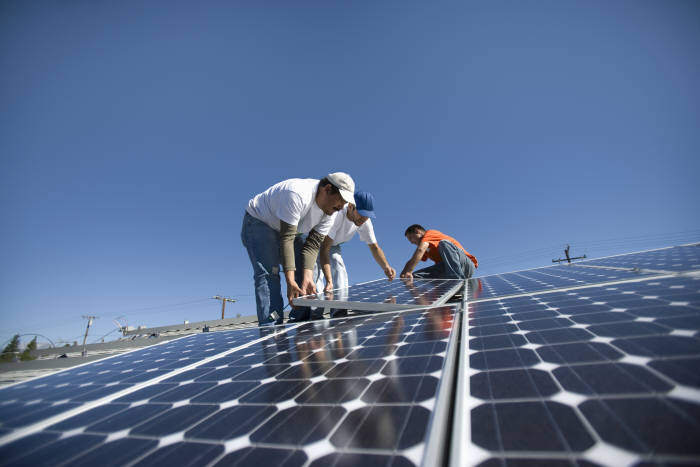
[
  {"left": 413, "top": 240, "right": 475, "bottom": 279},
  {"left": 312, "top": 244, "right": 349, "bottom": 318},
  {"left": 290, "top": 235, "right": 313, "bottom": 321},
  {"left": 241, "top": 212, "right": 284, "bottom": 326}
]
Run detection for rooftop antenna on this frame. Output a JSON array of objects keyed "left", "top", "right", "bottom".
[
  {"left": 211, "top": 296, "right": 237, "bottom": 319},
  {"left": 112, "top": 317, "right": 127, "bottom": 336},
  {"left": 552, "top": 244, "right": 587, "bottom": 264}
]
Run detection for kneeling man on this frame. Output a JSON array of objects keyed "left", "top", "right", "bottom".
[{"left": 400, "top": 224, "right": 478, "bottom": 280}]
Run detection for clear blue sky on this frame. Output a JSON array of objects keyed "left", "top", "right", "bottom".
[{"left": 2, "top": 0, "right": 699, "bottom": 348}]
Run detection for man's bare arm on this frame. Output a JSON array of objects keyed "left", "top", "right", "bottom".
[
  {"left": 400, "top": 242, "right": 429, "bottom": 278},
  {"left": 368, "top": 243, "right": 396, "bottom": 280}
]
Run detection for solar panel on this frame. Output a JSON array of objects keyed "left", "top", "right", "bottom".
[
  {"left": 0, "top": 306, "right": 461, "bottom": 466},
  {"left": 579, "top": 244, "right": 700, "bottom": 272},
  {"left": 0, "top": 327, "right": 276, "bottom": 437},
  {"left": 2, "top": 244, "right": 698, "bottom": 467},
  {"left": 452, "top": 273, "right": 700, "bottom": 466},
  {"left": 294, "top": 278, "right": 464, "bottom": 312},
  {"left": 468, "top": 263, "right": 663, "bottom": 300}
]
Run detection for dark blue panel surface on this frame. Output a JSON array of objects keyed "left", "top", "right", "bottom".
[
  {"left": 0, "top": 325, "right": 275, "bottom": 436},
  {"left": 465, "top": 274, "right": 700, "bottom": 466},
  {"left": 132, "top": 441, "right": 224, "bottom": 467},
  {"left": 3, "top": 306, "right": 458, "bottom": 467},
  {"left": 3, "top": 433, "right": 106, "bottom": 467},
  {"left": 579, "top": 244, "right": 700, "bottom": 272},
  {"left": 0, "top": 432, "right": 61, "bottom": 465},
  {"left": 71, "top": 438, "right": 159, "bottom": 467},
  {"left": 468, "top": 264, "right": 658, "bottom": 300}
]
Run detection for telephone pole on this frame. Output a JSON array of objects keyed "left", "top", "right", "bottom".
[
  {"left": 552, "top": 245, "right": 587, "bottom": 264},
  {"left": 212, "top": 296, "right": 237, "bottom": 319},
  {"left": 81, "top": 315, "right": 97, "bottom": 357}
]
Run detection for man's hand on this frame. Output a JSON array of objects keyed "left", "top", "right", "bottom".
[
  {"left": 384, "top": 266, "right": 396, "bottom": 281},
  {"left": 400, "top": 242, "right": 427, "bottom": 281},
  {"left": 286, "top": 279, "right": 303, "bottom": 306},
  {"left": 301, "top": 269, "right": 316, "bottom": 295},
  {"left": 324, "top": 281, "right": 334, "bottom": 293}
]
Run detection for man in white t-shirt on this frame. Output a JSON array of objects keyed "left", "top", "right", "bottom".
[
  {"left": 241, "top": 173, "right": 355, "bottom": 325},
  {"left": 315, "top": 191, "right": 396, "bottom": 316}
]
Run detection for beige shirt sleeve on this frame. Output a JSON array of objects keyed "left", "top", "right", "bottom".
[
  {"left": 279, "top": 221, "right": 297, "bottom": 271},
  {"left": 301, "top": 229, "right": 325, "bottom": 270}
]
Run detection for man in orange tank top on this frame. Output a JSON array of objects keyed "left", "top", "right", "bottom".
[{"left": 399, "top": 224, "right": 478, "bottom": 280}]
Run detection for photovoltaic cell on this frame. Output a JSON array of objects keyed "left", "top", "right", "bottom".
[
  {"left": 458, "top": 274, "right": 700, "bottom": 466},
  {"left": 0, "top": 306, "right": 459, "bottom": 466},
  {"left": 294, "top": 278, "right": 464, "bottom": 311}
]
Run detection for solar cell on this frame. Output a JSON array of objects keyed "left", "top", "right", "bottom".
[
  {"left": 294, "top": 278, "right": 464, "bottom": 312},
  {"left": 453, "top": 274, "right": 700, "bottom": 466},
  {"left": 0, "top": 306, "right": 460, "bottom": 467}
]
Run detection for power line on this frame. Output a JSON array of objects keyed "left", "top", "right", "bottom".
[
  {"left": 91, "top": 327, "right": 120, "bottom": 344},
  {"left": 103, "top": 298, "right": 212, "bottom": 317}
]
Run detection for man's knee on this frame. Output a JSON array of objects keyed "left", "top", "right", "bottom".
[{"left": 465, "top": 258, "right": 476, "bottom": 278}]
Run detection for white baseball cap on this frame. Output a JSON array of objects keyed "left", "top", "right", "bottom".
[{"left": 326, "top": 172, "right": 355, "bottom": 204}]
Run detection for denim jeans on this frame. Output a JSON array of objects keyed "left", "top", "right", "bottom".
[
  {"left": 241, "top": 212, "right": 284, "bottom": 326},
  {"left": 312, "top": 244, "right": 349, "bottom": 317},
  {"left": 413, "top": 240, "right": 475, "bottom": 279},
  {"left": 313, "top": 244, "right": 349, "bottom": 292},
  {"left": 290, "top": 235, "right": 313, "bottom": 321}
]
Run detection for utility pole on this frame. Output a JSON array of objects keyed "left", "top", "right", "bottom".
[
  {"left": 552, "top": 245, "right": 587, "bottom": 264},
  {"left": 212, "top": 296, "right": 237, "bottom": 320},
  {"left": 81, "top": 315, "right": 97, "bottom": 357}
]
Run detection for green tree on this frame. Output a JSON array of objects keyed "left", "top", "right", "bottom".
[
  {"left": 1, "top": 334, "right": 20, "bottom": 363},
  {"left": 20, "top": 336, "right": 38, "bottom": 361}
]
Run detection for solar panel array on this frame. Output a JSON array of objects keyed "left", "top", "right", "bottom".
[
  {"left": 468, "top": 244, "right": 700, "bottom": 302},
  {"left": 1, "top": 244, "right": 698, "bottom": 466},
  {"left": 454, "top": 245, "right": 700, "bottom": 466},
  {"left": 0, "top": 307, "right": 460, "bottom": 466},
  {"left": 457, "top": 274, "right": 700, "bottom": 466}
]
